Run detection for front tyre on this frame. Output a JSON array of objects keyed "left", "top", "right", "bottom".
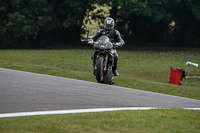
[{"left": 96, "top": 57, "right": 104, "bottom": 83}]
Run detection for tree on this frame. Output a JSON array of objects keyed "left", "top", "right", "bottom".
[
  {"left": 145, "top": 0, "right": 200, "bottom": 46},
  {"left": 0, "top": 0, "right": 96, "bottom": 48},
  {"left": 0, "top": 0, "right": 54, "bottom": 48}
]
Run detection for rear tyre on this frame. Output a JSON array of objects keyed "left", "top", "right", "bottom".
[{"left": 96, "top": 57, "right": 104, "bottom": 83}]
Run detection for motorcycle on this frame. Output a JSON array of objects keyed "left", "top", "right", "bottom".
[{"left": 88, "top": 35, "right": 119, "bottom": 85}]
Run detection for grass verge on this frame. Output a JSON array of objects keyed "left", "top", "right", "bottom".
[{"left": 0, "top": 109, "right": 200, "bottom": 133}]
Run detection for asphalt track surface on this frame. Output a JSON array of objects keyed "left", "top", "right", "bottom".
[{"left": 1, "top": 68, "right": 200, "bottom": 114}]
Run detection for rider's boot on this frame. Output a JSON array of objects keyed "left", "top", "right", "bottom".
[
  {"left": 111, "top": 77, "right": 115, "bottom": 84},
  {"left": 92, "top": 65, "right": 97, "bottom": 75},
  {"left": 113, "top": 60, "right": 119, "bottom": 76},
  {"left": 91, "top": 53, "right": 96, "bottom": 76},
  {"left": 92, "top": 69, "right": 95, "bottom": 75}
]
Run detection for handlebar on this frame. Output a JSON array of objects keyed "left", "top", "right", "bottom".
[
  {"left": 88, "top": 39, "right": 94, "bottom": 45},
  {"left": 81, "top": 37, "right": 122, "bottom": 47}
]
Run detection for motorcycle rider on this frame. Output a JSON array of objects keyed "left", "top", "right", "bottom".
[{"left": 91, "top": 18, "right": 125, "bottom": 76}]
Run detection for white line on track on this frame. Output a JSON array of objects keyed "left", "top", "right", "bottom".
[{"left": 1, "top": 107, "right": 200, "bottom": 118}]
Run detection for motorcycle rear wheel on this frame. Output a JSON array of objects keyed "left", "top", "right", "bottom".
[{"left": 96, "top": 57, "right": 104, "bottom": 83}]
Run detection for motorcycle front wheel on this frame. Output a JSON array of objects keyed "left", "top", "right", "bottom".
[{"left": 96, "top": 56, "right": 104, "bottom": 83}]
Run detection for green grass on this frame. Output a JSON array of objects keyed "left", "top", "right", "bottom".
[
  {"left": 0, "top": 109, "right": 200, "bottom": 133},
  {"left": 0, "top": 49, "right": 199, "bottom": 99}
]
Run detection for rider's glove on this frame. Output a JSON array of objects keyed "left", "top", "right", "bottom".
[
  {"left": 113, "top": 43, "right": 118, "bottom": 47},
  {"left": 116, "top": 42, "right": 122, "bottom": 47},
  {"left": 88, "top": 39, "right": 93, "bottom": 44}
]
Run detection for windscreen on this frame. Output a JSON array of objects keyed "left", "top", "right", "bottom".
[{"left": 99, "top": 36, "right": 109, "bottom": 44}]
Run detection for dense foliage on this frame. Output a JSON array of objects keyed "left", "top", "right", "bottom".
[
  {"left": 108, "top": 0, "right": 200, "bottom": 46},
  {"left": 0, "top": 0, "right": 200, "bottom": 48},
  {"left": 0, "top": 0, "right": 95, "bottom": 48}
]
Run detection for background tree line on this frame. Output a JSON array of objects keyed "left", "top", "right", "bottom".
[{"left": 0, "top": 0, "right": 200, "bottom": 48}]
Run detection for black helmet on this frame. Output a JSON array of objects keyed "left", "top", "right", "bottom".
[{"left": 104, "top": 18, "right": 115, "bottom": 30}]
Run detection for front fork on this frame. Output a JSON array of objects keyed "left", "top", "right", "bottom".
[
  {"left": 92, "top": 52, "right": 115, "bottom": 84},
  {"left": 95, "top": 53, "right": 109, "bottom": 70},
  {"left": 92, "top": 53, "right": 112, "bottom": 71}
]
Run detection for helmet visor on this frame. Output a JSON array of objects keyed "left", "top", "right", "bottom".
[{"left": 104, "top": 24, "right": 114, "bottom": 29}]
